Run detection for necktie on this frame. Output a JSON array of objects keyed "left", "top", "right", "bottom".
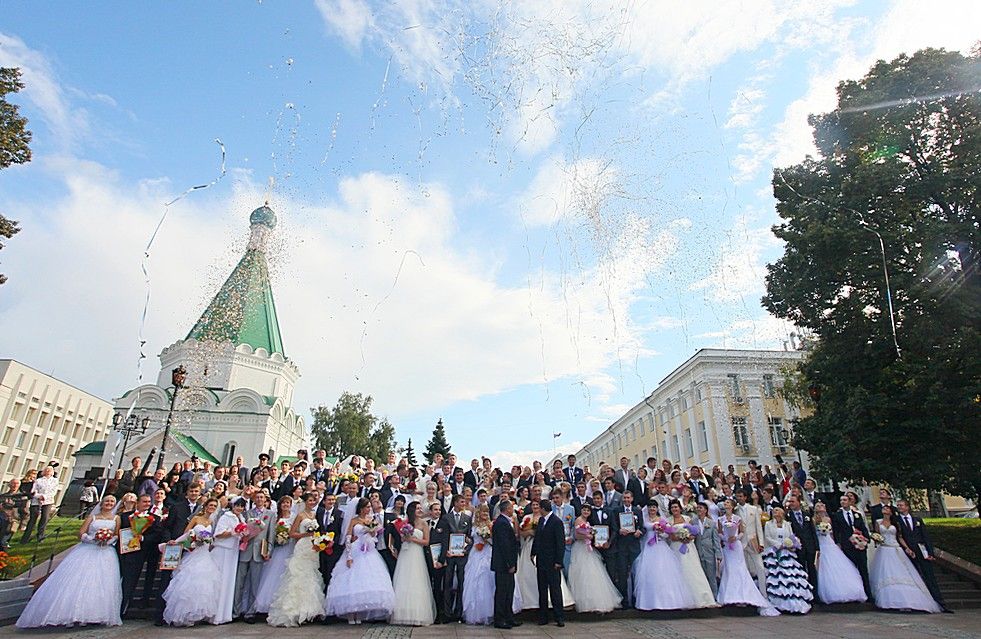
[
  {"left": 905, "top": 515, "right": 912, "bottom": 529},
  {"left": 795, "top": 511, "right": 803, "bottom": 525},
  {"left": 846, "top": 511, "right": 853, "bottom": 527}
]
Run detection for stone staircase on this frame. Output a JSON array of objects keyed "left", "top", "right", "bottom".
[{"left": 936, "top": 557, "right": 981, "bottom": 609}]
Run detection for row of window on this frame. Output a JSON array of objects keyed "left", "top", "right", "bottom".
[{"left": 731, "top": 416, "right": 788, "bottom": 452}]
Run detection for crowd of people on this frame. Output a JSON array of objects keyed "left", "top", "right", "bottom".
[{"left": 14, "top": 449, "right": 949, "bottom": 629}]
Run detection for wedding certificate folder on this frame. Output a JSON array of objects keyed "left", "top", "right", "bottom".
[
  {"left": 159, "top": 544, "right": 183, "bottom": 571},
  {"left": 593, "top": 525, "right": 610, "bottom": 546},
  {"left": 429, "top": 543, "right": 442, "bottom": 567},
  {"left": 448, "top": 533, "right": 467, "bottom": 557},
  {"left": 118, "top": 528, "right": 139, "bottom": 554},
  {"left": 619, "top": 512, "right": 635, "bottom": 533}
]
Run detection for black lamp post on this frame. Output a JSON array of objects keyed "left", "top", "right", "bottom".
[
  {"left": 156, "top": 365, "right": 187, "bottom": 471},
  {"left": 112, "top": 412, "right": 150, "bottom": 473}
]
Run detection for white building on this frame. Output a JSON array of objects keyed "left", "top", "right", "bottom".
[
  {"left": 573, "top": 349, "right": 808, "bottom": 473},
  {"left": 101, "top": 205, "right": 307, "bottom": 472},
  {"left": 0, "top": 359, "right": 112, "bottom": 498}
]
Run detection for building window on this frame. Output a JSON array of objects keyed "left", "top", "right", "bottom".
[
  {"left": 1, "top": 427, "right": 11, "bottom": 446},
  {"left": 732, "top": 416, "right": 751, "bottom": 450},
  {"left": 15, "top": 431, "right": 26, "bottom": 449},
  {"left": 30, "top": 434, "right": 40, "bottom": 451},
  {"left": 672, "top": 436, "right": 681, "bottom": 462},
  {"left": 54, "top": 442, "right": 63, "bottom": 457},
  {"left": 684, "top": 429, "right": 694, "bottom": 458},
  {"left": 42, "top": 438, "right": 52, "bottom": 455},
  {"left": 727, "top": 373, "right": 740, "bottom": 398},
  {"left": 10, "top": 403, "right": 24, "bottom": 422},
  {"left": 649, "top": 414, "right": 656, "bottom": 433},
  {"left": 695, "top": 386, "right": 702, "bottom": 402},
  {"left": 768, "top": 416, "right": 787, "bottom": 448},
  {"left": 641, "top": 449, "right": 647, "bottom": 462},
  {"left": 698, "top": 420, "right": 709, "bottom": 452},
  {"left": 6, "top": 456, "right": 18, "bottom": 473},
  {"left": 681, "top": 395, "right": 689, "bottom": 411},
  {"left": 763, "top": 374, "right": 776, "bottom": 398},
  {"left": 26, "top": 407, "right": 37, "bottom": 425}
]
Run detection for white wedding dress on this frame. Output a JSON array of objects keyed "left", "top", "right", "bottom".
[
  {"left": 669, "top": 516, "right": 719, "bottom": 608},
  {"left": 267, "top": 516, "right": 326, "bottom": 626},
  {"left": 325, "top": 523, "right": 396, "bottom": 621},
  {"left": 816, "top": 525, "right": 867, "bottom": 604},
  {"left": 17, "top": 518, "right": 122, "bottom": 628},
  {"left": 462, "top": 531, "right": 497, "bottom": 624},
  {"left": 568, "top": 534, "right": 621, "bottom": 612},
  {"left": 516, "top": 534, "right": 574, "bottom": 608},
  {"left": 634, "top": 514, "right": 697, "bottom": 611},
  {"left": 212, "top": 511, "right": 241, "bottom": 624},
  {"left": 255, "top": 513, "right": 296, "bottom": 614},
  {"left": 390, "top": 528, "right": 436, "bottom": 626},
  {"left": 161, "top": 524, "right": 222, "bottom": 626},
  {"left": 869, "top": 524, "right": 941, "bottom": 613},
  {"left": 716, "top": 515, "right": 779, "bottom": 616}
]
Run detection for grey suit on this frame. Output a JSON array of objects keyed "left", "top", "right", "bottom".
[
  {"left": 693, "top": 516, "right": 721, "bottom": 597},
  {"left": 442, "top": 510, "right": 472, "bottom": 621},
  {"left": 234, "top": 507, "right": 275, "bottom": 617}
]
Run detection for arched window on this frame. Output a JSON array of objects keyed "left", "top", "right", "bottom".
[{"left": 222, "top": 441, "right": 237, "bottom": 467}]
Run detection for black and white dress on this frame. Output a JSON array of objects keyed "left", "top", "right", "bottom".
[{"left": 762, "top": 520, "right": 813, "bottom": 614}]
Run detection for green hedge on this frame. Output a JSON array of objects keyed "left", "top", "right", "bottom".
[
  {"left": 4, "top": 516, "right": 84, "bottom": 578},
  {"left": 924, "top": 518, "right": 981, "bottom": 567}
]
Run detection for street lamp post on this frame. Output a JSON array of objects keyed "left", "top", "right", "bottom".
[
  {"left": 156, "top": 365, "right": 187, "bottom": 471},
  {"left": 112, "top": 412, "right": 151, "bottom": 474}
]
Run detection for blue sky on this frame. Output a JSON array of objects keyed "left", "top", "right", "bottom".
[{"left": 1, "top": 1, "right": 978, "bottom": 468}]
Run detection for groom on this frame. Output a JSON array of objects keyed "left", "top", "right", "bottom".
[
  {"left": 530, "top": 498, "right": 565, "bottom": 627},
  {"left": 491, "top": 499, "right": 521, "bottom": 629},
  {"left": 442, "top": 494, "right": 473, "bottom": 622}
]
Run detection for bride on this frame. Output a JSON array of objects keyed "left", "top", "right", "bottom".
[
  {"left": 17, "top": 494, "right": 122, "bottom": 628},
  {"left": 255, "top": 496, "right": 297, "bottom": 615},
  {"left": 160, "top": 498, "right": 223, "bottom": 626},
  {"left": 870, "top": 505, "right": 941, "bottom": 613},
  {"left": 516, "top": 500, "right": 575, "bottom": 609},
  {"left": 567, "top": 504, "right": 621, "bottom": 613},
  {"left": 267, "top": 492, "right": 326, "bottom": 626},
  {"left": 325, "top": 497, "right": 396, "bottom": 623},
  {"left": 812, "top": 503, "right": 867, "bottom": 604},
  {"left": 634, "top": 503, "right": 697, "bottom": 611},
  {"left": 389, "top": 502, "right": 436, "bottom": 626},
  {"left": 716, "top": 499, "right": 779, "bottom": 616},
  {"left": 667, "top": 499, "right": 718, "bottom": 608}
]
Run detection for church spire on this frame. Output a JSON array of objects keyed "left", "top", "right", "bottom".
[{"left": 185, "top": 205, "right": 285, "bottom": 355}]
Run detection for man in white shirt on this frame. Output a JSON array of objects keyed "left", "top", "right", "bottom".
[{"left": 21, "top": 465, "right": 59, "bottom": 543}]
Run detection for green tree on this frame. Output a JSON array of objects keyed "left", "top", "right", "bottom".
[
  {"left": 424, "top": 418, "right": 451, "bottom": 464},
  {"left": 0, "top": 67, "right": 32, "bottom": 285},
  {"left": 401, "top": 437, "right": 419, "bottom": 467},
  {"left": 763, "top": 47, "right": 981, "bottom": 500},
  {"left": 310, "top": 392, "right": 396, "bottom": 464}
]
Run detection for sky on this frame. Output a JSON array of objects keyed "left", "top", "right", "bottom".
[{"left": 1, "top": 1, "right": 978, "bottom": 469}]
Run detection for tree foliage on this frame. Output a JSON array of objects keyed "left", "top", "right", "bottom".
[
  {"left": 764, "top": 48, "right": 981, "bottom": 498},
  {"left": 0, "top": 67, "right": 32, "bottom": 285},
  {"left": 310, "top": 392, "right": 396, "bottom": 464},
  {"left": 401, "top": 437, "right": 419, "bottom": 468},
  {"left": 424, "top": 418, "right": 451, "bottom": 464}
]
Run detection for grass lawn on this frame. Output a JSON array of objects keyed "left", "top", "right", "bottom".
[
  {"left": 924, "top": 517, "right": 981, "bottom": 566},
  {"left": 4, "top": 516, "right": 84, "bottom": 578}
]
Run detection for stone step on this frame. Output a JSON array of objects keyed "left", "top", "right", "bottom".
[{"left": 947, "top": 598, "right": 981, "bottom": 609}]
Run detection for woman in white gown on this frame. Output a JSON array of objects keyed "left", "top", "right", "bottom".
[
  {"left": 462, "top": 505, "right": 497, "bottom": 624},
  {"left": 17, "top": 495, "right": 122, "bottom": 628},
  {"left": 567, "top": 504, "right": 621, "bottom": 613},
  {"left": 390, "top": 502, "right": 436, "bottom": 626},
  {"left": 161, "top": 498, "right": 223, "bottom": 626},
  {"left": 870, "top": 506, "right": 941, "bottom": 613},
  {"left": 667, "top": 499, "right": 718, "bottom": 608},
  {"left": 212, "top": 497, "right": 246, "bottom": 624},
  {"left": 762, "top": 507, "right": 813, "bottom": 613},
  {"left": 267, "top": 492, "right": 327, "bottom": 626},
  {"left": 516, "top": 500, "right": 574, "bottom": 609},
  {"left": 255, "top": 496, "right": 296, "bottom": 614},
  {"left": 716, "top": 499, "right": 780, "bottom": 616},
  {"left": 634, "top": 503, "right": 697, "bottom": 611},
  {"left": 812, "top": 503, "right": 867, "bottom": 604},
  {"left": 325, "top": 497, "right": 396, "bottom": 623}
]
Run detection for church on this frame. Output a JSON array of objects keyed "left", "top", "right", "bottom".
[{"left": 100, "top": 205, "right": 307, "bottom": 471}]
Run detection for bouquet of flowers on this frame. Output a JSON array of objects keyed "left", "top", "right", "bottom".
[
  {"left": 683, "top": 501, "right": 697, "bottom": 515},
  {"left": 849, "top": 529, "right": 869, "bottom": 551},
  {"left": 93, "top": 528, "right": 114, "bottom": 546},
  {"left": 301, "top": 519, "right": 320, "bottom": 534},
  {"left": 275, "top": 518, "right": 290, "bottom": 546},
  {"left": 671, "top": 523, "right": 699, "bottom": 554},
  {"left": 474, "top": 523, "right": 492, "bottom": 551},
  {"left": 649, "top": 519, "right": 671, "bottom": 545},
  {"left": 183, "top": 528, "right": 213, "bottom": 550},
  {"left": 363, "top": 519, "right": 381, "bottom": 536},
  {"left": 760, "top": 511, "right": 771, "bottom": 525},
  {"left": 394, "top": 518, "right": 414, "bottom": 539},
  {"left": 127, "top": 512, "right": 156, "bottom": 550},
  {"left": 775, "top": 534, "right": 802, "bottom": 556},
  {"left": 312, "top": 531, "right": 335, "bottom": 554},
  {"left": 815, "top": 521, "right": 832, "bottom": 536},
  {"left": 520, "top": 515, "right": 536, "bottom": 531},
  {"left": 870, "top": 532, "right": 885, "bottom": 546},
  {"left": 721, "top": 518, "right": 740, "bottom": 550}
]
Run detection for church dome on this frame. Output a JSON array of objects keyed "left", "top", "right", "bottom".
[{"left": 250, "top": 205, "right": 277, "bottom": 229}]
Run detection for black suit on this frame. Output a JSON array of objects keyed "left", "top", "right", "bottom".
[
  {"left": 788, "top": 508, "right": 818, "bottom": 589},
  {"left": 530, "top": 512, "right": 565, "bottom": 623},
  {"left": 463, "top": 470, "right": 480, "bottom": 489},
  {"left": 589, "top": 505, "right": 619, "bottom": 591},
  {"left": 378, "top": 511, "right": 398, "bottom": 576},
  {"left": 563, "top": 466, "right": 584, "bottom": 485},
  {"left": 316, "top": 504, "right": 344, "bottom": 589},
  {"left": 491, "top": 514, "right": 519, "bottom": 627},
  {"left": 832, "top": 509, "right": 873, "bottom": 600},
  {"left": 898, "top": 513, "right": 945, "bottom": 607},
  {"left": 613, "top": 505, "right": 643, "bottom": 606},
  {"left": 624, "top": 477, "right": 645, "bottom": 505},
  {"left": 869, "top": 502, "right": 894, "bottom": 524},
  {"left": 275, "top": 475, "right": 299, "bottom": 501},
  {"left": 426, "top": 517, "right": 448, "bottom": 622},
  {"left": 155, "top": 498, "right": 197, "bottom": 622},
  {"left": 441, "top": 510, "right": 472, "bottom": 621}
]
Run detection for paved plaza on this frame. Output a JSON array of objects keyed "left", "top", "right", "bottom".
[{"left": 2, "top": 610, "right": 980, "bottom": 639}]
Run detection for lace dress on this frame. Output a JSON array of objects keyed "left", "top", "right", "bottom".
[
  {"left": 390, "top": 528, "right": 436, "bottom": 626},
  {"left": 567, "top": 528, "right": 622, "bottom": 613},
  {"left": 815, "top": 523, "right": 867, "bottom": 604},
  {"left": 716, "top": 515, "right": 779, "bottom": 616},
  {"left": 255, "top": 513, "right": 296, "bottom": 614},
  {"left": 869, "top": 524, "right": 941, "bottom": 613},
  {"left": 161, "top": 524, "right": 222, "bottom": 626},
  {"left": 669, "top": 516, "right": 718, "bottom": 608},
  {"left": 325, "top": 523, "right": 396, "bottom": 621},
  {"left": 633, "top": 515, "right": 697, "bottom": 611},
  {"left": 17, "top": 518, "right": 122, "bottom": 628},
  {"left": 267, "top": 516, "right": 326, "bottom": 626},
  {"left": 462, "top": 531, "right": 496, "bottom": 624},
  {"left": 762, "top": 520, "right": 813, "bottom": 613}
]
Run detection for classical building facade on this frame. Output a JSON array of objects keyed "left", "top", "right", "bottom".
[
  {"left": 101, "top": 205, "right": 307, "bottom": 472},
  {"left": 573, "top": 349, "right": 807, "bottom": 473},
  {"left": 0, "top": 359, "right": 112, "bottom": 498}
]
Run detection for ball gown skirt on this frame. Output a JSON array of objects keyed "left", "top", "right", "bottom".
[
  {"left": 716, "top": 527, "right": 779, "bottom": 616},
  {"left": 266, "top": 537, "right": 326, "bottom": 626},
  {"left": 16, "top": 519, "right": 122, "bottom": 628},
  {"left": 568, "top": 540, "right": 622, "bottom": 613},
  {"left": 633, "top": 532, "right": 697, "bottom": 611},
  {"left": 815, "top": 531, "right": 868, "bottom": 604},
  {"left": 389, "top": 529, "right": 436, "bottom": 626},
  {"left": 670, "top": 537, "right": 719, "bottom": 608},
  {"left": 254, "top": 540, "right": 295, "bottom": 613},
  {"left": 212, "top": 513, "right": 242, "bottom": 624},
  {"left": 516, "top": 535, "right": 575, "bottom": 609},
  {"left": 869, "top": 526, "right": 941, "bottom": 613},
  {"left": 462, "top": 533, "right": 496, "bottom": 625},
  {"left": 161, "top": 525, "right": 222, "bottom": 627},
  {"left": 763, "top": 548, "right": 813, "bottom": 613},
  {"left": 325, "top": 527, "right": 396, "bottom": 621}
]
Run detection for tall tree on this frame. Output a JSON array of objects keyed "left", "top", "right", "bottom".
[
  {"left": 310, "top": 392, "right": 396, "bottom": 464},
  {"left": 763, "top": 48, "right": 981, "bottom": 500},
  {"left": 0, "top": 67, "right": 32, "bottom": 285},
  {"left": 424, "top": 418, "right": 451, "bottom": 464},
  {"left": 401, "top": 437, "right": 419, "bottom": 468}
]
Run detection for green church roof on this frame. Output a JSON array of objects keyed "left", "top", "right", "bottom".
[
  {"left": 186, "top": 206, "right": 285, "bottom": 356},
  {"left": 172, "top": 432, "right": 221, "bottom": 464}
]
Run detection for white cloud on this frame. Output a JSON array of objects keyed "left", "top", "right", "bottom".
[
  {"left": 690, "top": 213, "right": 781, "bottom": 304},
  {"left": 488, "top": 441, "right": 585, "bottom": 471},
  {"left": 694, "top": 313, "right": 794, "bottom": 351},
  {"left": 315, "top": 0, "right": 374, "bottom": 49}
]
